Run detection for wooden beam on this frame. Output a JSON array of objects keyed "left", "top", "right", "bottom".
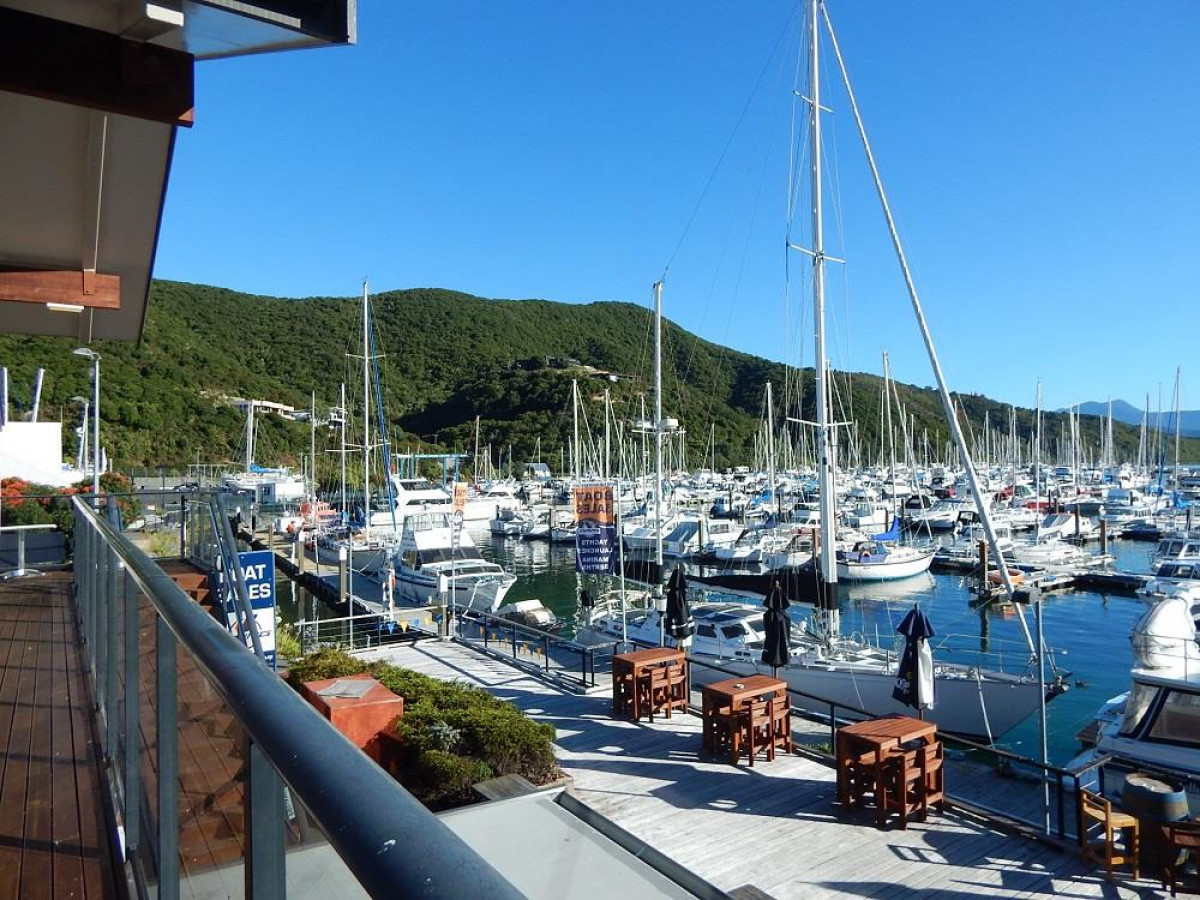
[
  {"left": 0, "top": 7, "right": 194, "bottom": 128},
  {"left": 0, "top": 271, "right": 121, "bottom": 310}
]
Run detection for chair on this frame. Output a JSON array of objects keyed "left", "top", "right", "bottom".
[
  {"left": 612, "top": 669, "right": 637, "bottom": 718},
  {"left": 649, "top": 662, "right": 688, "bottom": 720},
  {"left": 878, "top": 740, "right": 944, "bottom": 828},
  {"left": 1161, "top": 821, "right": 1200, "bottom": 896},
  {"left": 1079, "top": 788, "right": 1140, "bottom": 882},
  {"left": 735, "top": 698, "right": 774, "bottom": 766},
  {"left": 769, "top": 696, "right": 793, "bottom": 757}
]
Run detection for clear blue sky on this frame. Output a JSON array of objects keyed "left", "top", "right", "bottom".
[{"left": 156, "top": 1, "right": 1200, "bottom": 414}]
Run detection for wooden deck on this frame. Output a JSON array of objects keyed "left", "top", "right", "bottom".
[
  {"left": 361, "top": 640, "right": 1164, "bottom": 899},
  {"left": 0, "top": 573, "right": 123, "bottom": 899}
]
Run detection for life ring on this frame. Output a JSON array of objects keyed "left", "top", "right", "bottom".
[
  {"left": 286, "top": 522, "right": 296, "bottom": 535},
  {"left": 859, "top": 550, "right": 871, "bottom": 563},
  {"left": 300, "top": 502, "right": 313, "bottom": 517}
]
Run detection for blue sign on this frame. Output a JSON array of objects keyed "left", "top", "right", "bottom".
[{"left": 213, "top": 550, "right": 277, "bottom": 668}]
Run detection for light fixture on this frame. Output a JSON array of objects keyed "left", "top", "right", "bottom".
[{"left": 46, "top": 302, "right": 84, "bottom": 313}]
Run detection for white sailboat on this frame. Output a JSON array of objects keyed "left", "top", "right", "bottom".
[{"left": 581, "top": 0, "right": 1064, "bottom": 742}]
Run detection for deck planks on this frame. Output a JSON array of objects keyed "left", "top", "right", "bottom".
[
  {"left": 0, "top": 575, "right": 122, "bottom": 899},
  {"left": 362, "top": 639, "right": 1159, "bottom": 899}
]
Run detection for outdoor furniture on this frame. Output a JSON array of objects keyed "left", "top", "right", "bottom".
[
  {"left": 835, "top": 715, "right": 938, "bottom": 827},
  {"left": 1079, "top": 788, "right": 1140, "bottom": 882},
  {"left": 878, "top": 740, "right": 945, "bottom": 828},
  {"left": 700, "top": 675, "right": 788, "bottom": 766},
  {"left": 1160, "top": 820, "right": 1200, "bottom": 896},
  {"left": 646, "top": 661, "right": 688, "bottom": 722},
  {"left": 611, "top": 647, "right": 685, "bottom": 721}
]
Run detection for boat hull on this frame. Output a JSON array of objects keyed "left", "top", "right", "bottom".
[{"left": 835, "top": 550, "right": 935, "bottom": 582}]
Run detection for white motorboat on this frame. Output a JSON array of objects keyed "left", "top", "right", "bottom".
[
  {"left": 1069, "top": 598, "right": 1200, "bottom": 806},
  {"left": 1037, "top": 512, "right": 1095, "bottom": 541},
  {"left": 394, "top": 513, "right": 516, "bottom": 612},
  {"left": 462, "top": 481, "right": 521, "bottom": 522}
]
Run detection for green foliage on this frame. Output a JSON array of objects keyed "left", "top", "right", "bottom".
[
  {"left": 0, "top": 279, "right": 1193, "bottom": 473},
  {"left": 284, "top": 647, "right": 367, "bottom": 685},
  {"left": 284, "top": 649, "right": 560, "bottom": 809}
]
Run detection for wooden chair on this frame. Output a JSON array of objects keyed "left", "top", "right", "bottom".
[
  {"left": 643, "top": 666, "right": 669, "bottom": 722},
  {"left": 878, "top": 740, "right": 943, "bottom": 828},
  {"left": 1161, "top": 820, "right": 1200, "bottom": 896},
  {"left": 612, "top": 670, "right": 637, "bottom": 718},
  {"left": 736, "top": 698, "right": 774, "bottom": 766},
  {"left": 653, "top": 662, "right": 688, "bottom": 719},
  {"left": 769, "top": 696, "right": 793, "bottom": 756},
  {"left": 1078, "top": 788, "right": 1140, "bottom": 882}
]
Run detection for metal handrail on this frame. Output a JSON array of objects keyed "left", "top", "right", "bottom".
[{"left": 73, "top": 497, "right": 522, "bottom": 899}]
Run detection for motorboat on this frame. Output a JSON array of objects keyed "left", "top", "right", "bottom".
[
  {"left": 1068, "top": 598, "right": 1200, "bottom": 806},
  {"left": 394, "top": 513, "right": 516, "bottom": 613}
]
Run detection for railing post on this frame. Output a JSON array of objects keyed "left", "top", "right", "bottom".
[
  {"left": 123, "top": 569, "right": 141, "bottom": 857},
  {"left": 1055, "top": 770, "right": 1066, "bottom": 840},
  {"left": 245, "top": 737, "right": 286, "bottom": 900},
  {"left": 157, "top": 617, "right": 180, "bottom": 900},
  {"left": 94, "top": 543, "right": 109, "bottom": 707},
  {"left": 511, "top": 622, "right": 518, "bottom": 658},
  {"left": 829, "top": 703, "right": 837, "bottom": 751},
  {"left": 105, "top": 549, "right": 120, "bottom": 758},
  {"left": 543, "top": 634, "right": 550, "bottom": 674}
]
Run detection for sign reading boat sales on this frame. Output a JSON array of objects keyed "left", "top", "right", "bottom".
[
  {"left": 574, "top": 484, "right": 616, "bottom": 574},
  {"left": 212, "top": 550, "right": 277, "bottom": 669}
]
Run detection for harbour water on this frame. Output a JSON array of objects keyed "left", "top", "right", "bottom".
[{"left": 272, "top": 522, "right": 1158, "bottom": 767}]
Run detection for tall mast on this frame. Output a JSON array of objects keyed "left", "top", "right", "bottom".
[
  {"left": 361, "top": 280, "right": 372, "bottom": 532},
  {"left": 653, "top": 281, "right": 665, "bottom": 580},
  {"left": 809, "top": 0, "right": 839, "bottom": 606},
  {"left": 245, "top": 400, "right": 254, "bottom": 472},
  {"left": 766, "top": 381, "right": 778, "bottom": 520},
  {"left": 310, "top": 390, "right": 317, "bottom": 497},
  {"left": 340, "top": 382, "right": 347, "bottom": 520}
]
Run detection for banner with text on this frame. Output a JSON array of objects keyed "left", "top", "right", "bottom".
[
  {"left": 574, "top": 484, "right": 616, "bottom": 574},
  {"left": 452, "top": 482, "right": 468, "bottom": 550}
]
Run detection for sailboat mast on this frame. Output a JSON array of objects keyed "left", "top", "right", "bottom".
[
  {"left": 340, "top": 382, "right": 347, "bottom": 520},
  {"left": 361, "top": 280, "right": 372, "bottom": 532},
  {"left": 245, "top": 400, "right": 254, "bottom": 472},
  {"left": 653, "top": 281, "right": 665, "bottom": 578},
  {"left": 809, "top": 0, "right": 838, "bottom": 597},
  {"left": 766, "top": 381, "right": 778, "bottom": 520}
]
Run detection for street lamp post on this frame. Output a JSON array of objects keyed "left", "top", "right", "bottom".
[{"left": 72, "top": 348, "right": 100, "bottom": 498}]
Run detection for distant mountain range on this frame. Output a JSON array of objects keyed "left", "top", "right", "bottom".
[{"left": 1069, "top": 400, "right": 1200, "bottom": 438}]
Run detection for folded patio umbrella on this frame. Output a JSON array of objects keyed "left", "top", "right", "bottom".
[
  {"left": 761, "top": 577, "right": 791, "bottom": 676},
  {"left": 892, "top": 604, "right": 936, "bottom": 711}
]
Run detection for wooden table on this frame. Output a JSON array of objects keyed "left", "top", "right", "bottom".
[
  {"left": 612, "top": 647, "right": 685, "bottom": 720},
  {"left": 836, "top": 715, "right": 938, "bottom": 825},
  {"left": 701, "top": 674, "right": 787, "bottom": 755}
]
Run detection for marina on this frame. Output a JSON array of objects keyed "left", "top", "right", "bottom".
[{"left": 4, "top": 0, "right": 1200, "bottom": 897}]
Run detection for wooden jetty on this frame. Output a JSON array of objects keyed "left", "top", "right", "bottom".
[{"left": 360, "top": 639, "right": 1157, "bottom": 899}]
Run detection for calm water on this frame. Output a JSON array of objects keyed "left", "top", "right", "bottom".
[{"left": 471, "top": 524, "right": 1158, "bottom": 767}]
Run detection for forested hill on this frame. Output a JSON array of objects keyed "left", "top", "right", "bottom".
[{"left": 0, "top": 281, "right": 1191, "bottom": 473}]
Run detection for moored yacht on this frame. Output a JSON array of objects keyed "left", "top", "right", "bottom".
[
  {"left": 577, "top": 595, "right": 1064, "bottom": 741},
  {"left": 394, "top": 513, "right": 516, "bottom": 612}
]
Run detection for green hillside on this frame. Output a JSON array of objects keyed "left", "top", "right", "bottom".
[{"left": 0, "top": 281, "right": 1193, "bottom": 478}]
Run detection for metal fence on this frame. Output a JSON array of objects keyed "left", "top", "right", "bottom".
[
  {"left": 453, "top": 609, "right": 602, "bottom": 689},
  {"left": 72, "top": 496, "right": 522, "bottom": 900}
]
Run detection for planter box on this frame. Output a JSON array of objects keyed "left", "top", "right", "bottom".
[{"left": 300, "top": 673, "right": 404, "bottom": 763}]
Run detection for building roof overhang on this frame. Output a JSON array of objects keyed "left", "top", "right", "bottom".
[{"left": 0, "top": 1, "right": 355, "bottom": 342}]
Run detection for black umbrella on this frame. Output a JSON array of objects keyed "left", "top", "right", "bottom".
[
  {"left": 761, "top": 577, "right": 791, "bottom": 676},
  {"left": 665, "top": 564, "right": 696, "bottom": 643},
  {"left": 892, "top": 605, "right": 936, "bottom": 713}
]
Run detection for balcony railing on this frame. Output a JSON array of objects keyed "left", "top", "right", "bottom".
[{"left": 72, "top": 495, "right": 522, "bottom": 899}]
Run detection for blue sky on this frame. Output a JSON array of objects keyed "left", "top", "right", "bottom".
[{"left": 156, "top": 2, "right": 1200, "bottom": 414}]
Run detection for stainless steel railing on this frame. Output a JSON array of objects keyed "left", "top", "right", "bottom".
[{"left": 72, "top": 495, "right": 522, "bottom": 899}]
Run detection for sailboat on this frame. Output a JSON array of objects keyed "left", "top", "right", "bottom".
[{"left": 581, "top": 0, "right": 1064, "bottom": 742}]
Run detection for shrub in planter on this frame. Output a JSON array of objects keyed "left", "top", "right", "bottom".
[
  {"left": 285, "top": 647, "right": 366, "bottom": 687},
  {"left": 413, "top": 750, "right": 493, "bottom": 809}
]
